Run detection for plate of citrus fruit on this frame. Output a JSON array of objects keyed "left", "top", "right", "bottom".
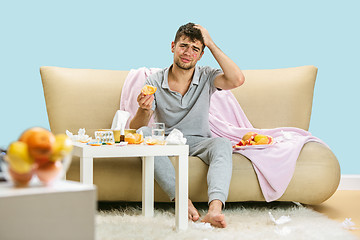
[{"left": 233, "top": 132, "right": 274, "bottom": 150}]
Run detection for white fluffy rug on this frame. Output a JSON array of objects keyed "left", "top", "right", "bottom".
[{"left": 96, "top": 202, "right": 357, "bottom": 240}]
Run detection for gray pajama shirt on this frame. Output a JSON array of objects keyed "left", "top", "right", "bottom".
[{"left": 140, "top": 65, "right": 233, "bottom": 206}]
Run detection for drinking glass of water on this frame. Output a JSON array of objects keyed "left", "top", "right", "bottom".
[{"left": 152, "top": 123, "right": 165, "bottom": 141}]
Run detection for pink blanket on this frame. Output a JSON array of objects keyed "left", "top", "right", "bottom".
[
  {"left": 209, "top": 90, "right": 327, "bottom": 201},
  {"left": 120, "top": 68, "right": 327, "bottom": 202}
]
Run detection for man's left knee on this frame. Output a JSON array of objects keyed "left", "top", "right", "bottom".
[{"left": 212, "top": 137, "right": 232, "bottom": 151}]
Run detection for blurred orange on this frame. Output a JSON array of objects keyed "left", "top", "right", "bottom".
[
  {"left": 141, "top": 85, "right": 157, "bottom": 95},
  {"left": 19, "top": 127, "right": 55, "bottom": 166},
  {"left": 19, "top": 127, "right": 45, "bottom": 142},
  {"left": 125, "top": 133, "right": 144, "bottom": 144}
]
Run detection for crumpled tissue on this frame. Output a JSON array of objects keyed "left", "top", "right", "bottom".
[
  {"left": 111, "top": 110, "right": 130, "bottom": 130},
  {"left": 342, "top": 218, "right": 358, "bottom": 230},
  {"left": 66, "top": 128, "right": 91, "bottom": 142},
  {"left": 268, "top": 212, "right": 291, "bottom": 225},
  {"left": 190, "top": 221, "right": 213, "bottom": 230},
  {"left": 269, "top": 212, "right": 292, "bottom": 236},
  {"left": 274, "top": 130, "right": 295, "bottom": 143},
  {"left": 165, "top": 129, "right": 187, "bottom": 145}
]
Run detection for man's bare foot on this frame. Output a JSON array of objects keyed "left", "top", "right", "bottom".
[
  {"left": 188, "top": 199, "right": 200, "bottom": 221},
  {"left": 201, "top": 200, "right": 227, "bottom": 228}
]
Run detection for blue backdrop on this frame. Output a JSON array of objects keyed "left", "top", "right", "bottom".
[{"left": 1, "top": 0, "right": 359, "bottom": 174}]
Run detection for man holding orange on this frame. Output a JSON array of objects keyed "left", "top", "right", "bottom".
[{"left": 130, "top": 23, "right": 245, "bottom": 228}]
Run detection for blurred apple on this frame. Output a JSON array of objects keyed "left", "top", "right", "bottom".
[
  {"left": 9, "top": 167, "right": 33, "bottom": 186},
  {"left": 36, "top": 161, "right": 62, "bottom": 184},
  {"left": 242, "top": 132, "right": 257, "bottom": 141}
]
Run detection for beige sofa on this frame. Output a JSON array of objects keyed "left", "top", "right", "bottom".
[{"left": 40, "top": 65, "right": 340, "bottom": 204}]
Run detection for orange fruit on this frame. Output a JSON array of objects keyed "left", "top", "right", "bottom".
[
  {"left": 124, "top": 133, "right": 135, "bottom": 144},
  {"left": 19, "top": 127, "right": 45, "bottom": 142},
  {"left": 145, "top": 138, "right": 158, "bottom": 145},
  {"left": 125, "top": 133, "right": 144, "bottom": 144},
  {"left": 19, "top": 127, "right": 55, "bottom": 166},
  {"left": 141, "top": 85, "right": 157, "bottom": 95}
]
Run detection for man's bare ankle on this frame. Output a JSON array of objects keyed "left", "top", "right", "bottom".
[{"left": 209, "top": 199, "right": 223, "bottom": 212}]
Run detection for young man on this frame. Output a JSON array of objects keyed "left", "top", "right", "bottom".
[{"left": 130, "top": 23, "right": 245, "bottom": 228}]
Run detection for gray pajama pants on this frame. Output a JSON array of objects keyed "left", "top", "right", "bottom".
[{"left": 138, "top": 126, "right": 233, "bottom": 206}]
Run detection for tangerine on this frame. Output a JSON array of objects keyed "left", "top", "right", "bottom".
[
  {"left": 125, "top": 133, "right": 144, "bottom": 144},
  {"left": 145, "top": 138, "right": 158, "bottom": 145},
  {"left": 141, "top": 85, "right": 157, "bottom": 95}
]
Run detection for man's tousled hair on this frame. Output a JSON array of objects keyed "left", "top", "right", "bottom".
[{"left": 174, "top": 22, "right": 205, "bottom": 51}]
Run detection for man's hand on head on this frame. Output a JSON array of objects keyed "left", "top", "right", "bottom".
[{"left": 194, "top": 24, "right": 214, "bottom": 49}]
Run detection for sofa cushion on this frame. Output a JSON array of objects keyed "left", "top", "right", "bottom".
[
  {"left": 40, "top": 66, "right": 129, "bottom": 135},
  {"left": 231, "top": 66, "right": 317, "bottom": 130}
]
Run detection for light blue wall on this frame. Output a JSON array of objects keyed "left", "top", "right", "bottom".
[{"left": 1, "top": 1, "right": 359, "bottom": 174}]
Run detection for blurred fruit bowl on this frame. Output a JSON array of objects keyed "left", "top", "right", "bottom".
[
  {"left": 2, "top": 127, "right": 73, "bottom": 187},
  {"left": 1, "top": 151, "right": 72, "bottom": 187}
]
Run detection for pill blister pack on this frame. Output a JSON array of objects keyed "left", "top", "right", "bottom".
[{"left": 94, "top": 131, "right": 115, "bottom": 144}]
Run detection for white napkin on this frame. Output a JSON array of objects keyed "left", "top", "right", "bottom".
[
  {"left": 66, "top": 128, "right": 91, "bottom": 142},
  {"left": 165, "top": 129, "right": 187, "bottom": 145},
  {"left": 269, "top": 212, "right": 292, "bottom": 236},
  {"left": 111, "top": 110, "right": 131, "bottom": 130},
  {"left": 190, "top": 221, "right": 213, "bottom": 229},
  {"left": 342, "top": 218, "right": 358, "bottom": 230},
  {"left": 268, "top": 212, "right": 291, "bottom": 225}
]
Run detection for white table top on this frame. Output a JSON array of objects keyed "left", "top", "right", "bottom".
[
  {"left": 72, "top": 142, "right": 189, "bottom": 158},
  {"left": 0, "top": 180, "right": 95, "bottom": 198}
]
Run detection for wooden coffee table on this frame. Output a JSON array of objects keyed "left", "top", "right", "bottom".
[{"left": 72, "top": 142, "right": 189, "bottom": 231}]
